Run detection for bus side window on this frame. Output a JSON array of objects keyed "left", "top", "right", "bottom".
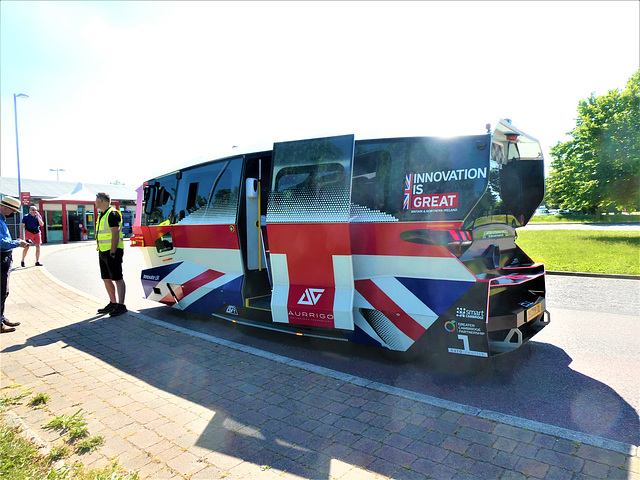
[
  {"left": 173, "top": 157, "right": 243, "bottom": 225},
  {"left": 143, "top": 174, "right": 178, "bottom": 226},
  {"left": 352, "top": 176, "right": 376, "bottom": 208},
  {"left": 275, "top": 166, "right": 314, "bottom": 192},
  {"left": 352, "top": 150, "right": 390, "bottom": 211},
  {"left": 186, "top": 182, "right": 199, "bottom": 212},
  {"left": 155, "top": 231, "right": 173, "bottom": 253}
]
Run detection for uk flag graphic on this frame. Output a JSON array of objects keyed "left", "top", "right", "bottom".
[{"left": 404, "top": 174, "right": 413, "bottom": 210}]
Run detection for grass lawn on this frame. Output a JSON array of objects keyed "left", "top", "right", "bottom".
[
  {"left": 1, "top": 389, "right": 138, "bottom": 480},
  {"left": 529, "top": 213, "right": 640, "bottom": 224},
  {"left": 0, "top": 419, "right": 138, "bottom": 480},
  {"left": 516, "top": 230, "right": 640, "bottom": 275}
]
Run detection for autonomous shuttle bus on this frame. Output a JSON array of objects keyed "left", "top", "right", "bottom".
[{"left": 131, "top": 120, "right": 549, "bottom": 359}]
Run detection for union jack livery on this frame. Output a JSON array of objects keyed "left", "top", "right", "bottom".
[
  {"left": 132, "top": 120, "right": 549, "bottom": 359},
  {"left": 404, "top": 174, "right": 413, "bottom": 210}
]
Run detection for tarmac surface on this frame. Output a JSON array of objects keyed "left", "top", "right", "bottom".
[{"left": 1, "top": 243, "right": 639, "bottom": 480}]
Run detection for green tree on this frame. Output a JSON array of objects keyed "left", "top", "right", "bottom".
[{"left": 547, "top": 70, "right": 640, "bottom": 213}]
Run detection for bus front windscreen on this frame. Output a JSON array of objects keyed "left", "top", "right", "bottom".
[{"left": 464, "top": 132, "right": 545, "bottom": 229}]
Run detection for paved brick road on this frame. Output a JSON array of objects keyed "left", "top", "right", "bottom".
[{"left": 1, "top": 251, "right": 638, "bottom": 479}]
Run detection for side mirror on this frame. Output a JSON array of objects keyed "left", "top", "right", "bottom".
[{"left": 144, "top": 184, "right": 157, "bottom": 215}]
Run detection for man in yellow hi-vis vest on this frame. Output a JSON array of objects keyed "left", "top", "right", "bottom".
[{"left": 95, "top": 192, "right": 127, "bottom": 317}]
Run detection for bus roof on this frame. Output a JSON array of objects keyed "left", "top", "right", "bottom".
[{"left": 145, "top": 120, "right": 543, "bottom": 181}]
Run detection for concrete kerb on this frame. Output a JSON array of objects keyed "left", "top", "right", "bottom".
[
  {"left": 547, "top": 270, "right": 640, "bottom": 280},
  {"left": 2, "top": 408, "right": 51, "bottom": 455},
  {"left": 31, "top": 250, "right": 639, "bottom": 459}
]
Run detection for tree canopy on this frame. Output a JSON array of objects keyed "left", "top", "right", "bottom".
[{"left": 546, "top": 70, "right": 640, "bottom": 213}]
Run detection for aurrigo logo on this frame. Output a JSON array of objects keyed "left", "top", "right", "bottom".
[{"left": 298, "top": 288, "right": 325, "bottom": 305}]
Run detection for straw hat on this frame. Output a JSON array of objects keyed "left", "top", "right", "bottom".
[{"left": 0, "top": 196, "right": 21, "bottom": 212}]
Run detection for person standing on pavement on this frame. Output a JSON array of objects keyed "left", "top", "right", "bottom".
[
  {"left": 1, "top": 196, "right": 29, "bottom": 333},
  {"left": 20, "top": 205, "right": 45, "bottom": 267},
  {"left": 95, "top": 192, "right": 127, "bottom": 317}
]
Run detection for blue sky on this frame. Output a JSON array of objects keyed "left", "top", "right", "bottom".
[{"left": 1, "top": 1, "right": 638, "bottom": 189}]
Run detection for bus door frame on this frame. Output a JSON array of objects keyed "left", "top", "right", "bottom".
[{"left": 266, "top": 134, "right": 356, "bottom": 331}]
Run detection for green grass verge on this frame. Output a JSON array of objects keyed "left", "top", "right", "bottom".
[
  {"left": 0, "top": 421, "right": 138, "bottom": 480},
  {"left": 529, "top": 214, "right": 640, "bottom": 224},
  {"left": 516, "top": 230, "right": 640, "bottom": 275},
  {"left": 1, "top": 391, "right": 138, "bottom": 480}
]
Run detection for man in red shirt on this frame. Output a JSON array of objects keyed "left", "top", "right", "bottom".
[{"left": 20, "top": 206, "right": 45, "bottom": 267}]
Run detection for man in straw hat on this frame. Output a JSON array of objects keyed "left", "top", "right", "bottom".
[{"left": 1, "top": 196, "right": 29, "bottom": 333}]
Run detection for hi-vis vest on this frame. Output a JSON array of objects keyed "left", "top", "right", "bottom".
[{"left": 96, "top": 206, "right": 124, "bottom": 252}]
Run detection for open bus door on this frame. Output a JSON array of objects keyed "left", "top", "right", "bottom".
[{"left": 266, "top": 135, "right": 356, "bottom": 331}]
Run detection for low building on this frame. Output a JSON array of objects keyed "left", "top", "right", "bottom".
[{"left": 0, "top": 177, "right": 137, "bottom": 243}]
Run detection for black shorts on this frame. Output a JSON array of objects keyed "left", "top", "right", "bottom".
[{"left": 99, "top": 249, "right": 124, "bottom": 281}]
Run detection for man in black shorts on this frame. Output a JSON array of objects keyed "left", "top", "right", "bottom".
[{"left": 95, "top": 192, "right": 127, "bottom": 317}]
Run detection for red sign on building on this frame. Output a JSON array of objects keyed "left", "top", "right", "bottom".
[{"left": 20, "top": 192, "right": 31, "bottom": 206}]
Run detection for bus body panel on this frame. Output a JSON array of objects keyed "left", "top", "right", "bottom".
[
  {"left": 138, "top": 223, "right": 245, "bottom": 314},
  {"left": 268, "top": 223, "right": 355, "bottom": 330},
  {"left": 133, "top": 120, "right": 549, "bottom": 359}
]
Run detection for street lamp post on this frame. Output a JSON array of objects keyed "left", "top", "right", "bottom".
[
  {"left": 13, "top": 93, "right": 29, "bottom": 205},
  {"left": 50, "top": 168, "right": 65, "bottom": 181}
]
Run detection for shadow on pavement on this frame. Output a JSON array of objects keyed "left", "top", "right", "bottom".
[
  {"left": 136, "top": 305, "right": 640, "bottom": 447},
  {"left": 3, "top": 305, "right": 638, "bottom": 478}
]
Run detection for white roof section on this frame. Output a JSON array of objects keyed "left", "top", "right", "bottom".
[
  {"left": 50, "top": 182, "right": 96, "bottom": 201},
  {"left": 0, "top": 177, "right": 136, "bottom": 201},
  {"left": 145, "top": 121, "right": 544, "bottom": 180},
  {"left": 147, "top": 143, "right": 274, "bottom": 181}
]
